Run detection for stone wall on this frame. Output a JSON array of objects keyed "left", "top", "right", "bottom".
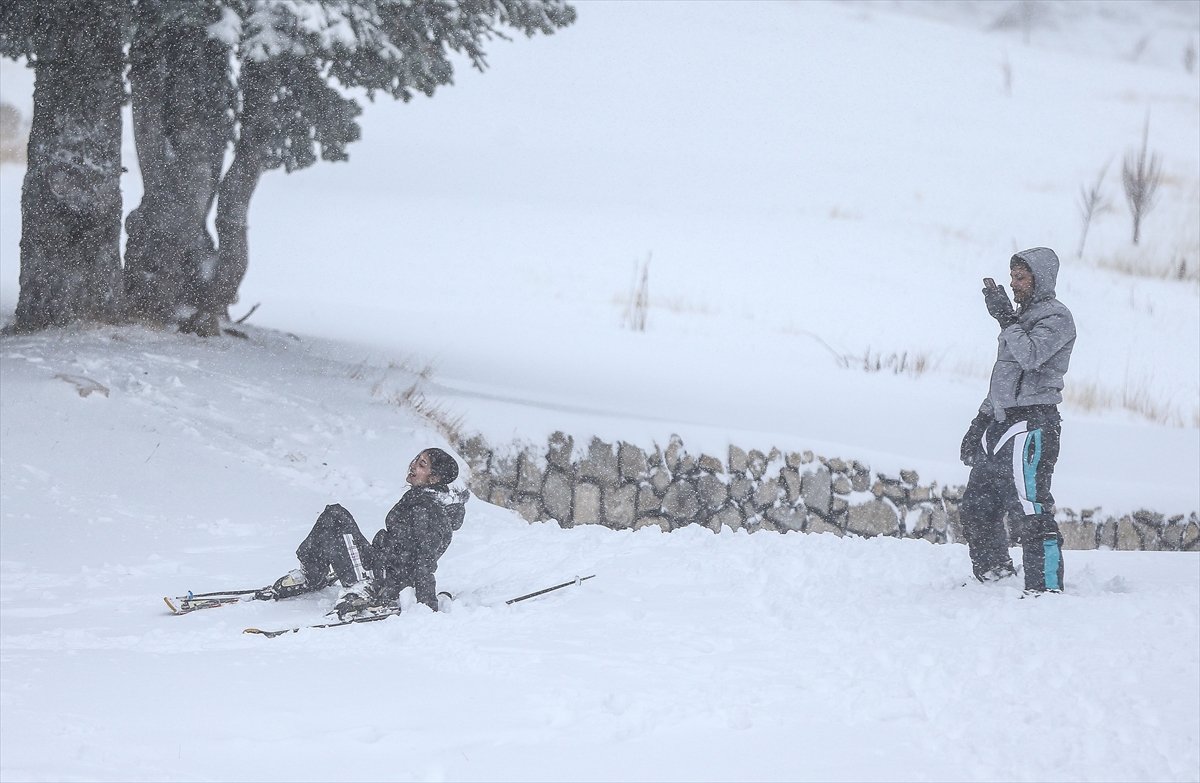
[{"left": 455, "top": 432, "right": 1200, "bottom": 551}]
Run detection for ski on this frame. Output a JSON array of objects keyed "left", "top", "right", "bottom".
[
  {"left": 243, "top": 607, "right": 402, "bottom": 638},
  {"left": 239, "top": 576, "right": 593, "bottom": 639},
  {"left": 164, "top": 587, "right": 273, "bottom": 615}
]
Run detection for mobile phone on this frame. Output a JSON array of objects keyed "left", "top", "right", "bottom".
[{"left": 983, "top": 277, "right": 997, "bottom": 289}]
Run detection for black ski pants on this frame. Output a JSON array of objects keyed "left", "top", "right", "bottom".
[
  {"left": 961, "top": 405, "right": 1064, "bottom": 592},
  {"left": 296, "top": 504, "right": 381, "bottom": 587}
]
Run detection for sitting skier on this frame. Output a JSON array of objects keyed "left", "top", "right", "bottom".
[{"left": 269, "top": 447, "right": 468, "bottom": 618}]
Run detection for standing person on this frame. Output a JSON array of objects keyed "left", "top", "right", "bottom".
[
  {"left": 959, "top": 247, "right": 1076, "bottom": 594},
  {"left": 269, "top": 447, "right": 468, "bottom": 616}
]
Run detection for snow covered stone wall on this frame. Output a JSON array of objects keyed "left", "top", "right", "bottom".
[{"left": 456, "top": 432, "right": 1200, "bottom": 552}]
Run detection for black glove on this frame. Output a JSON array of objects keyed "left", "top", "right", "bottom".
[
  {"left": 959, "top": 412, "right": 990, "bottom": 467},
  {"left": 982, "top": 284, "right": 1017, "bottom": 328}
]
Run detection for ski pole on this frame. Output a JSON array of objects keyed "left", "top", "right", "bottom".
[{"left": 506, "top": 575, "right": 595, "bottom": 605}]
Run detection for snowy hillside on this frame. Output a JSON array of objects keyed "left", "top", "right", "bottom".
[
  {"left": 8, "top": 1, "right": 1195, "bottom": 513},
  {"left": 1, "top": 324, "right": 1197, "bottom": 782},
  {"left": 1, "top": 1, "right": 1199, "bottom": 781}
]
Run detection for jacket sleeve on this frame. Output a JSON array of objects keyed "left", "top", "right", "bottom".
[
  {"left": 998, "top": 310, "right": 1075, "bottom": 372},
  {"left": 384, "top": 501, "right": 441, "bottom": 611}
]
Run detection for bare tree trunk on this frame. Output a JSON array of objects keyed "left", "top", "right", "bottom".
[
  {"left": 123, "top": 1, "right": 232, "bottom": 329},
  {"left": 13, "top": 1, "right": 124, "bottom": 332},
  {"left": 212, "top": 143, "right": 263, "bottom": 319},
  {"left": 213, "top": 63, "right": 273, "bottom": 317}
]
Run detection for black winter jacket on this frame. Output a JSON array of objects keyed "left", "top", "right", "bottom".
[{"left": 370, "top": 485, "right": 467, "bottom": 610}]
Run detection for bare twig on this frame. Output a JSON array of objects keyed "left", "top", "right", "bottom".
[
  {"left": 1122, "top": 112, "right": 1163, "bottom": 246},
  {"left": 234, "top": 303, "right": 260, "bottom": 324},
  {"left": 622, "top": 254, "right": 651, "bottom": 332},
  {"left": 1076, "top": 159, "right": 1111, "bottom": 258}
]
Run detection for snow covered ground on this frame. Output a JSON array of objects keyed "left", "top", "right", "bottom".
[
  {"left": 1, "top": 1, "right": 1199, "bottom": 781},
  {"left": 1, "top": 325, "right": 1197, "bottom": 782}
]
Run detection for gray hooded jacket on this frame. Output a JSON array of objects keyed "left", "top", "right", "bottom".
[{"left": 981, "top": 247, "right": 1076, "bottom": 421}]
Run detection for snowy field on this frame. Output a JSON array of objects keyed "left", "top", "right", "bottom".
[
  {"left": 2, "top": 1, "right": 1199, "bottom": 781},
  {"left": 1, "top": 326, "right": 1197, "bottom": 782}
]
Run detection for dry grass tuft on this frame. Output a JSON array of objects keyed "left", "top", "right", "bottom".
[
  {"left": 1065, "top": 377, "right": 1199, "bottom": 428},
  {"left": 1090, "top": 249, "right": 1198, "bottom": 282},
  {"left": 842, "top": 348, "right": 934, "bottom": 377},
  {"left": 357, "top": 358, "right": 464, "bottom": 444}
]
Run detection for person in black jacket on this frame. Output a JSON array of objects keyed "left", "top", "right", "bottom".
[{"left": 269, "top": 447, "right": 468, "bottom": 616}]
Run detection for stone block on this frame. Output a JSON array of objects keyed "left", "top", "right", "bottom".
[
  {"left": 766, "top": 505, "right": 805, "bottom": 533},
  {"left": 846, "top": 500, "right": 900, "bottom": 538},
  {"left": 730, "top": 476, "right": 754, "bottom": 502},
  {"left": 946, "top": 506, "right": 963, "bottom": 543},
  {"left": 492, "top": 453, "right": 518, "bottom": 488},
  {"left": 781, "top": 467, "right": 801, "bottom": 503},
  {"left": 458, "top": 434, "right": 492, "bottom": 475},
  {"left": 664, "top": 435, "right": 684, "bottom": 472},
  {"left": 579, "top": 438, "right": 619, "bottom": 487},
  {"left": 542, "top": 469, "right": 573, "bottom": 525},
  {"left": 1160, "top": 522, "right": 1184, "bottom": 551},
  {"left": 785, "top": 451, "right": 803, "bottom": 469},
  {"left": 678, "top": 454, "right": 697, "bottom": 475},
  {"left": 900, "top": 469, "right": 919, "bottom": 485},
  {"left": 603, "top": 483, "right": 637, "bottom": 529},
  {"left": 513, "top": 495, "right": 542, "bottom": 523},
  {"left": 1181, "top": 521, "right": 1200, "bottom": 551},
  {"left": 662, "top": 481, "right": 701, "bottom": 522},
  {"left": 801, "top": 466, "right": 831, "bottom": 516},
  {"left": 618, "top": 442, "right": 648, "bottom": 481},
  {"left": 650, "top": 468, "right": 672, "bottom": 495},
  {"left": 516, "top": 451, "right": 544, "bottom": 495},
  {"left": 930, "top": 506, "right": 948, "bottom": 533},
  {"left": 1132, "top": 510, "right": 1165, "bottom": 552},
  {"left": 1115, "top": 516, "right": 1140, "bottom": 550},
  {"left": 697, "top": 473, "right": 729, "bottom": 509},
  {"left": 634, "top": 515, "right": 672, "bottom": 532},
  {"left": 712, "top": 505, "right": 746, "bottom": 532},
  {"left": 1059, "top": 519, "right": 1095, "bottom": 550},
  {"left": 547, "top": 430, "right": 574, "bottom": 470},
  {"left": 573, "top": 482, "right": 602, "bottom": 527},
  {"left": 801, "top": 450, "right": 814, "bottom": 464},
  {"left": 1096, "top": 518, "right": 1117, "bottom": 549},
  {"left": 489, "top": 485, "right": 513, "bottom": 508},
  {"left": 832, "top": 475, "right": 852, "bottom": 495},
  {"left": 637, "top": 484, "right": 660, "bottom": 514},
  {"left": 754, "top": 515, "right": 777, "bottom": 534},
  {"left": 748, "top": 450, "right": 768, "bottom": 479},
  {"left": 698, "top": 454, "right": 724, "bottom": 474},
  {"left": 908, "top": 508, "right": 932, "bottom": 537},
  {"left": 728, "top": 445, "right": 749, "bottom": 474},
  {"left": 806, "top": 514, "right": 843, "bottom": 537},
  {"left": 753, "top": 479, "right": 780, "bottom": 510}
]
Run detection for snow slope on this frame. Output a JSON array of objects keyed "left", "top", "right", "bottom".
[
  {"left": 1, "top": 325, "right": 1197, "bottom": 782},
  {"left": 1, "top": 2, "right": 1197, "bottom": 513},
  {"left": 1, "top": 1, "right": 1199, "bottom": 781}
]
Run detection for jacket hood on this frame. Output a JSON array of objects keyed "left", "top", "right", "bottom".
[
  {"left": 416, "top": 485, "right": 469, "bottom": 531},
  {"left": 1012, "top": 247, "right": 1059, "bottom": 303}
]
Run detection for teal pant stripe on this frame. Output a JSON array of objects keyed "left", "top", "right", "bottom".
[
  {"left": 1043, "top": 539, "right": 1061, "bottom": 591},
  {"left": 1022, "top": 429, "right": 1044, "bottom": 515}
]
